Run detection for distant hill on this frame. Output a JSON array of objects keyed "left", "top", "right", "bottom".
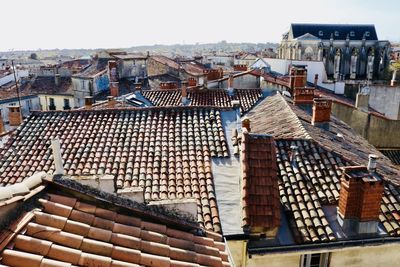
[{"left": 0, "top": 41, "right": 278, "bottom": 59}]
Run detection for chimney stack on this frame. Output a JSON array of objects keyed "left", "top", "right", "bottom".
[
  {"left": 367, "top": 154, "right": 378, "bottom": 172},
  {"left": 338, "top": 166, "right": 384, "bottom": 234},
  {"left": 181, "top": 81, "right": 189, "bottom": 105},
  {"left": 293, "top": 88, "right": 315, "bottom": 105},
  {"left": 0, "top": 109, "right": 5, "bottom": 134},
  {"left": 84, "top": 96, "right": 94, "bottom": 108},
  {"left": 54, "top": 73, "right": 61, "bottom": 87},
  {"left": 134, "top": 82, "right": 142, "bottom": 93},
  {"left": 110, "top": 82, "right": 119, "bottom": 97},
  {"left": 311, "top": 98, "right": 332, "bottom": 128},
  {"left": 228, "top": 73, "right": 234, "bottom": 89},
  {"left": 8, "top": 105, "right": 22, "bottom": 126},
  {"left": 107, "top": 96, "right": 116, "bottom": 107},
  {"left": 314, "top": 74, "right": 319, "bottom": 88},
  {"left": 51, "top": 138, "right": 65, "bottom": 176},
  {"left": 242, "top": 118, "right": 251, "bottom": 132}
]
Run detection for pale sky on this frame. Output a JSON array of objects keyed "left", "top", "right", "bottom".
[{"left": 2, "top": 0, "right": 399, "bottom": 51}]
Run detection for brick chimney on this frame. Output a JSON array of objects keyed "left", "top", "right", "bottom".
[
  {"left": 0, "top": 109, "right": 5, "bottom": 134},
  {"left": 181, "top": 81, "right": 189, "bottom": 105},
  {"left": 54, "top": 73, "right": 61, "bottom": 87},
  {"left": 338, "top": 166, "right": 384, "bottom": 234},
  {"left": 84, "top": 96, "right": 94, "bottom": 108},
  {"left": 311, "top": 98, "right": 332, "bottom": 128},
  {"left": 134, "top": 82, "right": 142, "bottom": 93},
  {"left": 228, "top": 73, "right": 234, "bottom": 90},
  {"left": 289, "top": 66, "right": 307, "bottom": 95},
  {"left": 8, "top": 105, "right": 22, "bottom": 126},
  {"left": 241, "top": 124, "right": 280, "bottom": 237},
  {"left": 293, "top": 88, "right": 315, "bottom": 105},
  {"left": 242, "top": 118, "right": 251, "bottom": 132},
  {"left": 107, "top": 96, "right": 116, "bottom": 107},
  {"left": 110, "top": 82, "right": 119, "bottom": 97}
]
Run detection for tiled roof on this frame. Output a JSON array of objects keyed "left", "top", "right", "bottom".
[
  {"left": 150, "top": 56, "right": 180, "bottom": 70},
  {"left": 248, "top": 94, "right": 400, "bottom": 184},
  {"left": 0, "top": 107, "right": 228, "bottom": 233},
  {"left": 241, "top": 131, "right": 280, "bottom": 230},
  {"left": 247, "top": 93, "right": 400, "bottom": 243},
  {"left": 142, "top": 89, "right": 263, "bottom": 114},
  {"left": 0, "top": 179, "right": 230, "bottom": 267},
  {"left": 380, "top": 150, "right": 400, "bottom": 165}
]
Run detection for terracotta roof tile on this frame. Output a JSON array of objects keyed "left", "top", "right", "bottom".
[
  {"left": 241, "top": 131, "right": 280, "bottom": 231},
  {"left": 0, "top": 107, "right": 228, "bottom": 233},
  {"left": 0, "top": 192, "right": 230, "bottom": 267},
  {"left": 142, "top": 88, "right": 263, "bottom": 114}
]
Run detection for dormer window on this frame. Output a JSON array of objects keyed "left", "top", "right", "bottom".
[
  {"left": 350, "top": 31, "right": 355, "bottom": 37},
  {"left": 318, "top": 31, "right": 323, "bottom": 37},
  {"left": 334, "top": 31, "right": 339, "bottom": 37},
  {"left": 365, "top": 31, "right": 370, "bottom": 37}
]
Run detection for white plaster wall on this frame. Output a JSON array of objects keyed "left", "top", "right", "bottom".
[
  {"left": 0, "top": 96, "right": 40, "bottom": 123},
  {"left": 0, "top": 70, "right": 29, "bottom": 87}
]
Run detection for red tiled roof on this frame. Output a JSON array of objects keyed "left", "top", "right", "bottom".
[
  {"left": 241, "top": 131, "right": 280, "bottom": 231},
  {"left": 150, "top": 56, "right": 180, "bottom": 70},
  {"left": 246, "top": 93, "right": 400, "bottom": 243},
  {"left": 0, "top": 107, "right": 228, "bottom": 233},
  {"left": 0, "top": 186, "right": 230, "bottom": 267},
  {"left": 142, "top": 89, "right": 263, "bottom": 114}
]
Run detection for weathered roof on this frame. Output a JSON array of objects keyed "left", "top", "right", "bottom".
[
  {"left": 142, "top": 89, "right": 263, "bottom": 114},
  {"left": 0, "top": 107, "right": 229, "bottom": 233},
  {"left": 246, "top": 93, "right": 400, "bottom": 243},
  {"left": 380, "top": 150, "right": 400, "bottom": 165},
  {"left": 0, "top": 176, "right": 230, "bottom": 267},
  {"left": 290, "top": 23, "right": 378, "bottom": 40},
  {"left": 150, "top": 56, "right": 180, "bottom": 70},
  {"left": 247, "top": 94, "right": 400, "bottom": 184}
]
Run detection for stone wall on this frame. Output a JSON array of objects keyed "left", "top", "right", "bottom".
[
  {"left": 369, "top": 85, "right": 400, "bottom": 120},
  {"left": 331, "top": 102, "right": 400, "bottom": 148}
]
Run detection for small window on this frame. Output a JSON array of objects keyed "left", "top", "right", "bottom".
[
  {"left": 49, "top": 98, "right": 56, "bottom": 111},
  {"left": 63, "top": 98, "right": 71, "bottom": 110},
  {"left": 350, "top": 31, "right": 355, "bottom": 37},
  {"left": 318, "top": 31, "right": 323, "bottom": 37},
  {"left": 334, "top": 31, "right": 339, "bottom": 37},
  {"left": 365, "top": 31, "right": 370, "bottom": 37},
  {"left": 300, "top": 253, "right": 330, "bottom": 267}
]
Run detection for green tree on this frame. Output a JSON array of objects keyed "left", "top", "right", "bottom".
[
  {"left": 390, "top": 60, "right": 400, "bottom": 82},
  {"left": 30, "top": 53, "right": 38, "bottom": 60}
]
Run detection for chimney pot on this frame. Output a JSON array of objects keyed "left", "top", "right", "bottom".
[
  {"left": 84, "top": 96, "right": 94, "bottom": 108},
  {"left": 367, "top": 154, "right": 378, "bottom": 172},
  {"left": 181, "top": 81, "right": 188, "bottom": 105},
  {"left": 110, "top": 82, "right": 119, "bottom": 97},
  {"left": 51, "top": 138, "right": 64, "bottom": 176},
  {"left": 242, "top": 118, "right": 251, "bottom": 132},
  {"left": 228, "top": 73, "right": 234, "bottom": 90},
  {"left": 134, "top": 82, "right": 142, "bottom": 93},
  {"left": 314, "top": 74, "right": 319, "bottom": 88}
]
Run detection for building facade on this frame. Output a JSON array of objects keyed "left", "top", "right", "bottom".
[{"left": 278, "top": 24, "right": 391, "bottom": 80}]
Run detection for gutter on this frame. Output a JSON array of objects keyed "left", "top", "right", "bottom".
[{"left": 244, "top": 236, "right": 400, "bottom": 255}]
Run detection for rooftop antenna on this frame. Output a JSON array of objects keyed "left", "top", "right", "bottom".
[{"left": 11, "top": 60, "right": 22, "bottom": 108}]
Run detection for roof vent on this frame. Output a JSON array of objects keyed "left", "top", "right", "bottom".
[{"left": 367, "top": 154, "right": 378, "bottom": 172}]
